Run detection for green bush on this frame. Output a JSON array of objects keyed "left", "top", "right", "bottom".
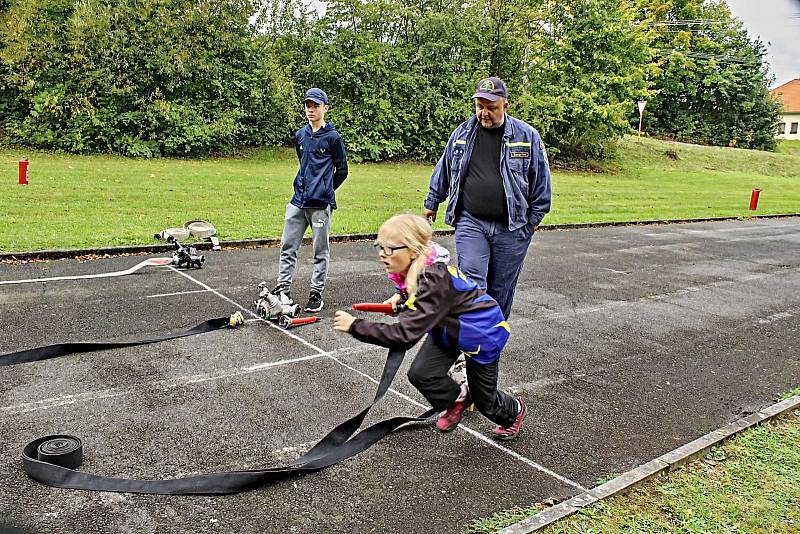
[
  {"left": 0, "top": 0, "right": 781, "bottom": 161},
  {"left": 1, "top": 0, "right": 296, "bottom": 156}
]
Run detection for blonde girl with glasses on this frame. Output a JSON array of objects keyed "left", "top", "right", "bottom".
[{"left": 333, "top": 214, "right": 526, "bottom": 440}]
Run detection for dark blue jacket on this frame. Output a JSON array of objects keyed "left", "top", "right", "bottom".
[
  {"left": 292, "top": 121, "right": 348, "bottom": 209},
  {"left": 350, "top": 263, "right": 510, "bottom": 365},
  {"left": 424, "top": 114, "right": 551, "bottom": 231}
]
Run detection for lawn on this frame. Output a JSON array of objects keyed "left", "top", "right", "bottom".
[
  {"left": 466, "top": 402, "right": 800, "bottom": 533},
  {"left": 1, "top": 136, "right": 798, "bottom": 252},
  {"left": 776, "top": 139, "right": 800, "bottom": 157}
]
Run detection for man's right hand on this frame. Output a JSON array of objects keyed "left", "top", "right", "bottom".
[{"left": 423, "top": 209, "right": 437, "bottom": 223}]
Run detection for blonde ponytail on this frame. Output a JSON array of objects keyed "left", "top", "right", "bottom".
[{"left": 378, "top": 214, "right": 432, "bottom": 296}]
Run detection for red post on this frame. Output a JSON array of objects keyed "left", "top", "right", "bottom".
[
  {"left": 18, "top": 158, "right": 29, "bottom": 185},
  {"left": 749, "top": 188, "right": 761, "bottom": 210}
]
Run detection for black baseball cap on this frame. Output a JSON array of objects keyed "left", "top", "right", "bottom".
[
  {"left": 304, "top": 88, "right": 329, "bottom": 105},
  {"left": 472, "top": 77, "right": 508, "bottom": 101}
]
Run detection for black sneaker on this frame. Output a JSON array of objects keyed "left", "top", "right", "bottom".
[{"left": 304, "top": 291, "right": 324, "bottom": 312}]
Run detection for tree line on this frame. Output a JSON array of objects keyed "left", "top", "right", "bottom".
[{"left": 0, "top": 0, "right": 783, "bottom": 162}]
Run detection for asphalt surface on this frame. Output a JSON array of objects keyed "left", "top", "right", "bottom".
[{"left": 1, "top": 217, "right": 798, "bottom": 533}]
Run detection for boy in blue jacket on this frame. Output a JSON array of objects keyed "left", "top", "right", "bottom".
[{"left": 271, "top": 88, "right": 348, "bottom": 312}]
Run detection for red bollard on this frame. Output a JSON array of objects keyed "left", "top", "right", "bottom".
[
  {"left": 18, "top": 158, "right": 29, "bottom": 185},
  {"left": 278, "top": 315, "right": 319, "bottom": 329},
  {"left": 749, "top": 188, "right": 761, "bottom": 210}
]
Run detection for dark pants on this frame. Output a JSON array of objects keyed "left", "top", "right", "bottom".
[
  {"left": 454, "top": 210, "right": 534, "bottom": 319},
  {"left": 406, "top": 336, "right": 518, "bottom": 428}
]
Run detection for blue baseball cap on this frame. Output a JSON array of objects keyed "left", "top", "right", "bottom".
[
  {"left": 472, "top": 77, "right": 508, "bottom": 101},
  {"left": 304, "top": 88, "right": 329, "bottom": 105}
]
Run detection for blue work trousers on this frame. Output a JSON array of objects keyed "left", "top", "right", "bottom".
[{"left": 454, "top": 211, "right": 534, "bottom": 319}]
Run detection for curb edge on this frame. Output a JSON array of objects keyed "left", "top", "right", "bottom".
[
  {"left": 2, "top": 214, "right": 798, "bottom": 262},
  {"left": 498, "top": 394, "right": 800, "bottom": 533}
]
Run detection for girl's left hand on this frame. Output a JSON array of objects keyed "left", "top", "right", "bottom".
[{"left": 333, "top": 311, "right": 356, "bottom": 332}]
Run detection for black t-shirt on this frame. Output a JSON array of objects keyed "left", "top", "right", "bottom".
[{"left": 460, "top": 124, "right": 507, "bottom": 223}]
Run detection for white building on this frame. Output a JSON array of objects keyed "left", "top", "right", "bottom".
[{"left": 771, "top": 78, "right": 800, "bottom": 140}]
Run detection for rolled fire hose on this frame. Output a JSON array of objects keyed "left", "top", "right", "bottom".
[
  {"left": 154, "top": 221, "right": 220, "bottom": 250},
  {"left": 153, "top": 228, "right": 190, "bottom": 241},
  {"left": 185, "top": 220, "right": 220, "bottom": 250},
  {"left": 22, "top": 348, "right": 435, "bottom": 495}
]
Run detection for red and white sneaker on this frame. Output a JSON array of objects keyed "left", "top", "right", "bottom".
[
  {"left": 435, "top": 385, "right": 473, "bottom": 432},
  {"left": 491, "top": 397, "right": 526, "bottom": 441}
]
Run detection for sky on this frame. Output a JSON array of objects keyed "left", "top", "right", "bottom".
[{"left": 724, "top": 0, "right": 800, "bottom": 88}]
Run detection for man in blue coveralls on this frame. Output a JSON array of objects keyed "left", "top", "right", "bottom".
[{"left": 423, "top": 76, "right": 551, "bottom": 319}]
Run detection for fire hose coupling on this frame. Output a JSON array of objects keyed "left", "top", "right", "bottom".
[
  {"left": 253, "top": 283, "right": 300, "bottom": 320},
  {"left": 228, "top": 311, "right": 245, "bottom": 328},
  {"left": 278, "top": 315, "right": 320, "bottom": 329},
  {"left": 153, "top": 220, "right": 221, "bottom": 266},
  {"left": 167, "top": 235, "right": 205, "bottom": 269}
]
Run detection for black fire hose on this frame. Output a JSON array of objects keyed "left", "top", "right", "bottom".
[
  {"left": 1, "top": 316, "right": 241, "bottom": 367},
  {"left": 22, "top": 348, "right": 434, "bottom": 494}
]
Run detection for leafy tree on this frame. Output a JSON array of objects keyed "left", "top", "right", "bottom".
[
  {"left": 0, "top": 0, "right": 23, "bottom": 142},
  {"left": 0, "top": 0, "right": 297, "bottom": 156},
  {"left": 276, "top": 0, "right": 650, "bottom": 163},
  {"left": 276, "top": 0, "right": 486, "bottom": 161},
  {"left": 510, "top": 0, "right": 651, "bottom": 161},
  {"left": 632, "top": 0, "right": 781, "bottom": 150}
]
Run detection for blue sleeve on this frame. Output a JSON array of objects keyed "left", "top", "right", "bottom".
[
  {"left": 331, "top": 133, "right": 348, "bottom": 190},
  {"left": 294, "top": 130, "right": 302, "bottom": 163},
  {"left": 424, "top": 131, "right": 457, "bottom": 212},
  {"left": 528, "top": 135, "right": 552, "bottom": 226}
]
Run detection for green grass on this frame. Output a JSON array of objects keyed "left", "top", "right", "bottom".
[
  {"left": 776, "top": 139, "right": 800, "bottom": 157},
  {"left": 1, "top": 136, "right": 799, "bottom": 252},
  {"left": 465, "top": 408, "right": 800, "bottom": 533}
]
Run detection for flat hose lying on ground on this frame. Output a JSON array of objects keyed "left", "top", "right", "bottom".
[
  {"left": 22, "top": 348, "right": 433, "bottom": 494},
  {"left": 0, "top": 258, "right": 173, "bottom": 286},
  {"left": 0, "top": 316, "right": 241, "bottom": 367}
]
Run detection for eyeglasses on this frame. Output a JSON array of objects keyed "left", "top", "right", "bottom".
[{"left": 373, "top": 243, "right": 409, "bottom": 256}]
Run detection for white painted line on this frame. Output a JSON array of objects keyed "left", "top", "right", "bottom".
[
  {"left": 175, "top": 353, "right": 326, "bottom": 385},
  {"left": 681, "top": 222, "right": 798, "bottom": 234},
  {"left": 171, "top": 270, "right": 586, "bottom": 490},
  {"left": 1, "top": 388, "right": 129, "bottom": 415},
  {"left": 459, "top": 425, "right": 586, "bottom": 492},
  {"left": 601, "top": 268, "right": 630, "bottom": 275},
  {"left": 516, "top": 266, "right": 800, "bottom": 325},
  {"left": 146, "top": 289, "right": 212, "bottom": 299},
  {"left": 757, "top": 311, "right": 794, "bottom": 325},
  {"left": 642, "top": 223, "right": 798, "bottom": 239},
  {"left": 325, "top": 349, "right": 586, "bottom": 491},
  {"left": 0, "top": 348, "right": 365, "bottom": 415},
  {"left": 166, "top": 266, "right": 324, "bottom": 355},
  {"left": 639, "top": 223, "right": 799, "bottom": 243},
  {"left": 499, "top": 394, "right": 800, "bottom": 534}
]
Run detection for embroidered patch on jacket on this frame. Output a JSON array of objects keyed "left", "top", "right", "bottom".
[{"left": 510, "top": 151, "right": 529, "bottom": 158}]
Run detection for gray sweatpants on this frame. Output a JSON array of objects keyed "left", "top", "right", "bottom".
[{"left": 277, "top": 203, "right": 331, "bottom": 293}]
